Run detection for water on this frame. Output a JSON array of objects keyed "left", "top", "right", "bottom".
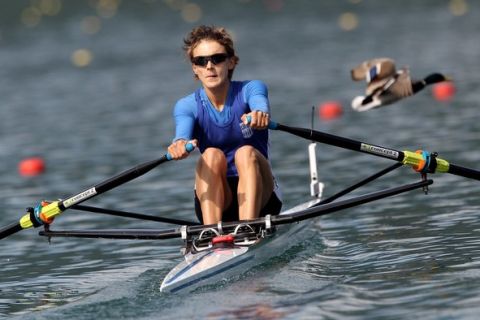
[{"left": 1, "top": 0, "right": 480, "bottom": 319}]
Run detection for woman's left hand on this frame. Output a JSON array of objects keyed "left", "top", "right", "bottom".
[{"left": 242, "top": 111, "right": 270, "bottom": 129}]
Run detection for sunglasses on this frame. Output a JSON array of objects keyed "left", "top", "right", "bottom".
[{"left": 191, "top": 53, "right": 229, "bottom": 67}]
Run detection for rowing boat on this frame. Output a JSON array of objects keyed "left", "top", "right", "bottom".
[
  {"left": 159, "top": 200, "right": 319, "bottom": 292},
  {"left": 160, "top": 143, "right": 324, "bottom": 292},
  {"left": 2, "top": 118, "right": 477, "bottom": 294}
]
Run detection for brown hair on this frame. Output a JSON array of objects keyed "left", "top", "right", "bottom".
[{"left": 183, "top": 25, "right": 239, "bottom": 80}]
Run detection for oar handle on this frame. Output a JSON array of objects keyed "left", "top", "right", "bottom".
[
  {"left": 268, "top": 120, "right": 278, "bottom": 129},
  {"left": 166, "top": 142, "right": 195, "bottom": 161},
  {"left": 244, "top": 115, "right": 278, "bottom": 130}
]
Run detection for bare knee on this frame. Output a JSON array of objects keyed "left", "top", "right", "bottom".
[
  {"left": 197, "top": 148, "right": 227, "bottom": 173},
  {"left": 235, "top": 146, "right": 273, "bottom": 190},
  {"left": 234, "top": 145, "right": 258, "bottom": 167}
]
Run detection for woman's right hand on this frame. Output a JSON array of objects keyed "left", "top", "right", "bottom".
[{"left": 167, "top": 139, "right": 197, "bottom": 160}]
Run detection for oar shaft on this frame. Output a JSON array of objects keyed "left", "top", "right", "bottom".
[
  {"left": 61, "top": 157, "right": 168, "bottom": 210},
  {"left": 0, "top": 222, "right": 23, "bottom": 239},
  {"left": 94, "top": 157, "right": 172, "bottom": 193},
  {"left": 60, "top": 142, "right": 194, "bottom": 211},
  {"left": 37, "top": 144, "right": 196, "bottom": 224},
  {"left": 21, "top": 156, "right": 170, "bottom": 229},
  {"left": 449, "top": 164, "right": 480, "bottom": 181},
  {"left": 273, "top": 122, "right": 404, "bottom": 161}
]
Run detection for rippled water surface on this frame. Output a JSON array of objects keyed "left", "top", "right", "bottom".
[{"left": 1, "top": 1, "right": 480, "bottom": 319}]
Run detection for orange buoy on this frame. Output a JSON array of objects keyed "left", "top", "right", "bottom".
[
  {"left": 432, "top": 81, "right": 455, "bottom": 102},
  {"left": 319, "top": 101, "right": 343, "bottom": 120},
  {"left": 18, "top": 157, "right": 46, "bottom": 177}
]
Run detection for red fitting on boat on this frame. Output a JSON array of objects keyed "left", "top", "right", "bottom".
[{"left": 212, "top": 234, "right": 235, "bottom": 245}]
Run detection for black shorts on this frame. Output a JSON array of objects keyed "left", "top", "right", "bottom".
[{"left": 194, "top": 176, "right": 282, "bottom": 224}]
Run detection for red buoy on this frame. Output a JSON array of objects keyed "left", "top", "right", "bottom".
[
  {"left": 319, "top": 101, "right": 343, "bottom": 120},
  {"left": 432, "top": 81, "right": 455, "bottom": 102},
  {"left": 18, "top": 157, "right": 46, "bottom": 177}
]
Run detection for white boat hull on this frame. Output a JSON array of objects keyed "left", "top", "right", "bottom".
[{"left": 160, "top": 200, "right": 319, "bottom": 293}]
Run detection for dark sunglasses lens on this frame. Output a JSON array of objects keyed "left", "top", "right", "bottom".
[
  {"left": 192, "top": 57, "right": 207, "bottom": 66},
  {"left": 210, "top": 54, "right": 227, "bottom": 64},
  {"left": 192, "top": 54, "right": 228, "bottom": 66}
]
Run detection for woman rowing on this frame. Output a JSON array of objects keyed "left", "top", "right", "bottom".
[{"left": 167, "top": 25, "right": 282, "bottom": 225}]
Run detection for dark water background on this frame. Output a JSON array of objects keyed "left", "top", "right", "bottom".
[{"left": 1, "top": 0, "right": 480, "bottom": 319}]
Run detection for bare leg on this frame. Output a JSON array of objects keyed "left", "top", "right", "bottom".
[
  {"left": 195, "top": 148, "right": 232, "bottom": 224},
  {"left": 235, "top": 146, "right": 274, "bottom": 220}
]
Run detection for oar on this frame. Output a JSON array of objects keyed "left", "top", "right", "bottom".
[
  {"left": 267, "top": 121, "right": 480, "bottom": 181},
  {"left": 0, "top": 144, "right": 195, "bottom": 240}
]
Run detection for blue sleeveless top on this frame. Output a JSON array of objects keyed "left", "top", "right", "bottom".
[{"left": 193, "top": 82, "right": 269, "bottom": 177}]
